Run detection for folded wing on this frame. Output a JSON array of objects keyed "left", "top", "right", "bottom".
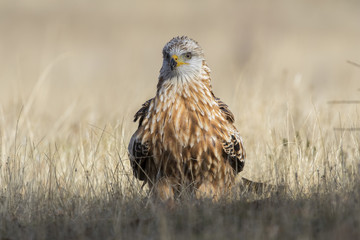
[
  {"left": 215, "top": 96, "right": 246, "bottom": 173},
  {"left": 128, "top": 98, "right": 154, "bottom": 180}
]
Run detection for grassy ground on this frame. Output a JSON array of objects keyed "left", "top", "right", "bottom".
[{"left": 1, "top": 1, "right": 360, "bottom": 239}]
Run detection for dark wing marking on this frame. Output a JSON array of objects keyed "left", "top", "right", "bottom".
[
  {"left": 214, "top": 97, "right": 235, "bottom": 123},
  {"left": 129, "top": 98, "right": 154, "bottom": 181},
  {"left": 222, "top": 135, "right": 246, "bottom": 173},
  {"left": 130, "top": 139, "right": 151, "bottom": 181},
  {"left": 134, "top": 98, "right": 153, "bottom": 127}
]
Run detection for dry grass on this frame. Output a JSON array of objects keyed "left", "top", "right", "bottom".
[{"left": 1, "top": 1, "right": 360, "bottom": 239}]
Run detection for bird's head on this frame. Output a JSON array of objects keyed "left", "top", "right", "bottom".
[{"left": 159, "top": 36, "right": 205, "bottom": 81}]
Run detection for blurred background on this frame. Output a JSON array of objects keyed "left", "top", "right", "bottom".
[{"left": 0, "top": 0, "right": 359, "bottom": 149}]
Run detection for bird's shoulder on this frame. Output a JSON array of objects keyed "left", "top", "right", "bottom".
[
  {"left": 134, "top": 98, "right": 154, "bottom": 127},
  {"left": 212, "top": 93, "right": 235, "bottom": 123}
]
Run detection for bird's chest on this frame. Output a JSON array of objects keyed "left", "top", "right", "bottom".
[{"left": 143, "top": 90, "right": 226, "bottom": 164}]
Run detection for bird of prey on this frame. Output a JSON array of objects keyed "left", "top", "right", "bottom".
[{"left": 128, "top": 36, "right": 246, "bottom": 201}]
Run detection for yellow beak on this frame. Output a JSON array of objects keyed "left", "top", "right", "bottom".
[{"left": 170, "top": 54, "right": 188, "bottom": 70}]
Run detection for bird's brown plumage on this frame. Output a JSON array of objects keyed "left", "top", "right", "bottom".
[{"left": 128, "top": 36, "right": 245, "bottom": 201}]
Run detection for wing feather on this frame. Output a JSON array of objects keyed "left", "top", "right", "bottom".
[
  {"left": 214, "top": 96, "right": 235, "bottom": 123},
  {"left": 212, "top": 95, "right": 246, "bottom": 173},
  {"left": 129, "top": 98, "right": 154, "bottom": 180},
  {"left": 134, "top": 98, "right": 153, "bottom": 127},
  {"left": 129, "top": 137, "right": 152, "bottom": 180},
  {"left": 222, "top": 134, "right": 246, "bottom": 173}
]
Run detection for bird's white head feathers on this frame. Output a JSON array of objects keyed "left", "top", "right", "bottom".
[{"left": 159, "top": 36, "right": 206, "bottom": 82}]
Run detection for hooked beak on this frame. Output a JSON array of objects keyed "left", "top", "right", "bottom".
[
  {"left": 170, "top": 54, "right": 188, "bottom": 70},
  {"left": 170, "top": 57, "right": 177, "bottom": 70}
]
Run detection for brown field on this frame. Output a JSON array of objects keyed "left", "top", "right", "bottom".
[{"left": 0, "top": 1, "right": 360, "bottom": 239}]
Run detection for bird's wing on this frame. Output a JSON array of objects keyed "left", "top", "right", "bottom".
[
  {"left": 134, "top": 98, "right": 152, "bottom": 127},
  {"left": 128, "top": 98, "right": 154, "bottom": 181},
  {"left": 222, "top": 133, "right": 246, "bottom": 173},
  {"left": 128, "top": 136, "right": 152, "bottom": 181},
  {"left": 213, "top": 95, "right": 245, "bottom": 173},
  {"left": 215, "top": 97, "right": 235, "bottom": 123}
]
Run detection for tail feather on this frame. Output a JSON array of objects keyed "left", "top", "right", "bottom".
[{"left": 240, "top": 177, "right": 286, "bottom": 195}]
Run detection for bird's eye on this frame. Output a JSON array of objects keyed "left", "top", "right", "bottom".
[{"left": 184, "top": 52, "right": 192, "bottom": 59}]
